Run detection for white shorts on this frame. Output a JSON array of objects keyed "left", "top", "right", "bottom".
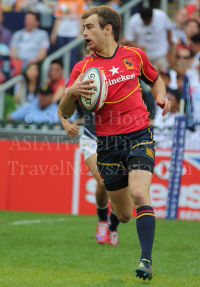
[{"left": 80, "top": 134, "right": 97, "bottom": 161}]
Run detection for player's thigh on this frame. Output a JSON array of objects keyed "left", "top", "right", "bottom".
[
  {"left": 128, "top": 169, "right": 152, "bottom": 208},
  {"left": 107, "top": 186, "right": 133, "bottom": 223},
  {"left": 86, "top": 153, "right": 104, "bottom": 187}
]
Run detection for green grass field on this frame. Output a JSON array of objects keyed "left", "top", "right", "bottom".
[{"left": 0, "top": 211, "right": 199, "bottom": 287}]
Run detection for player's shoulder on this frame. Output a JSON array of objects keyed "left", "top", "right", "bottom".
[
  {"left": 73, "top": 56, "right": 93, "bottom": 72},
  {"left": 122, "top": 45, "right": 146, "bottom": 58}
]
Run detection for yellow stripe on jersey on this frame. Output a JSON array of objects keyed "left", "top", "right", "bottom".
[
  {"left": 82, "top": 58, "right": 94, "bottom": 73},
  {"left": 124, "top": 46, "right": 154, "bottom": 83},
  {"left": 105, "top": 83, "right": 140, "bottom": 104}
]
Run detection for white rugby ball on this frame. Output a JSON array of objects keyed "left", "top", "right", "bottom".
[{"left": 79, "top": 67, "right": 108, "bottom": 112}]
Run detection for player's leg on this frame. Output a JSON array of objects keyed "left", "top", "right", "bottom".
[
  {"left": 86, "top": 153, "right": 120, "bottom": 245},
  {"left": 106, "top": 183, "right": 133, "bottom": 224},
  {"left": 86, "top": 153, "right": 108, "bottom": 219},
  {"left": 127, "top": 157, "right": 155, "bottom": 281}
]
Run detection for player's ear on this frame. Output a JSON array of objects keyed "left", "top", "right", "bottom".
[{"left": 105, "top": 24, "right": 112, "bottom": 36}]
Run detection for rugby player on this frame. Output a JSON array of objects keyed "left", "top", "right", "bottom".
[{"left": 60, "top": 6, "right": 171, "bottom": 280}]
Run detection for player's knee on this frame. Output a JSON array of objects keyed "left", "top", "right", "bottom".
[
  {"left": 132, "top": 188, "right": 146, "bottom": 206},
  {"left": 118, "top": 213, "right": 131, "bottom": 223}
]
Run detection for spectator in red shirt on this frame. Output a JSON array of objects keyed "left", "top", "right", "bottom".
[{"left": 46, "top": 59, "right": 66, "bottom": 103}]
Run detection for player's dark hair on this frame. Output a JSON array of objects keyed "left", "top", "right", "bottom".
[
  {"left": 26, "top": 11, "right": 40, "bottom": 22},
  {"left": 82, "top": 5, "right": 122, "bottom": 42},
  {"left": 139, "top": 7, "right": 153, "bottom": 20},
  {"left": 51, "top": 59, "right": 63, "bottom": 68}
]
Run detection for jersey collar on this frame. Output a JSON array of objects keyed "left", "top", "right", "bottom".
[{"left": 92, "top": 44, "right": 119, "bottom": 59}]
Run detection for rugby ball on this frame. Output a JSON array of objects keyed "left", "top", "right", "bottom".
[{"left": 79, "top": 67, "right": 108, "bottom": 112}]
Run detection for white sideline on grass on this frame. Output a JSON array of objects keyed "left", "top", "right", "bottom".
[
  {"left": 8, "top": 217, "right": 95, "bottom": 225},
  {"left": 9, "top": 218, "right": 67, "bottom": 225}
]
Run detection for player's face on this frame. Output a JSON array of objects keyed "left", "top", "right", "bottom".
[{"left": 83, "top": 14, "right": 106, "bottom": 51}]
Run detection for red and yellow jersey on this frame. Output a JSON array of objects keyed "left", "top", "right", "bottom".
[{"left": 68, "top": 45, "right": 158, "bottom": 136}]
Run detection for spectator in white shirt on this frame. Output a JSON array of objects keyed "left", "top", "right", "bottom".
[
  {"left": 10, "top": 12, "right": 50, "bottom": 67},
  {"left": 125, "top": 6, "right": 173, "bottom": 70}
]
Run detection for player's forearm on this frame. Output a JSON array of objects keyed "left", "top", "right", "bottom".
[
  {"left": 58, "top": 106, "right": 70, "bottom": 127},
  {"left": 150, "top": 76, "right": 166, "bottom": 101},
  {"left": 59, "top": 91, "right": 76, "bottom": 119}
]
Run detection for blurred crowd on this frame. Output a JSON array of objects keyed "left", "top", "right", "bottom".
[{"left": 0, "top": 0, "right": 200, "bottom": 150}]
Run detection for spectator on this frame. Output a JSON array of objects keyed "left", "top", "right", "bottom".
[
  {"left": 125, "top": 6, "right": 173, "bottom": 70},
  {"left": 50, "top": 0, "right": 86, "bottom": 71},
  {"left": 10, "top": 12, "right": 50, "bottom": 67},
  {"left": 7, "top": 84, "right": 60, "bottom": 124},
  {"left": 0, "top": 10, "right": 12, "bottom": 46},
  {"left": 183, "top": 19, "right": 200, "bottom": 49},
  {"left": 191, "top": 33, "right": 200, "bottom": 68},
  {"left": 172, "top": 7, "right": 188, "bottom": 44},
  {"left": 14, "top": 63, "right": 40, "bottom": 103},
  {"left": 46, "top": 59, "right": 66, "bottom": 104},
  {"left": 0, "top": 32, "right": 10, "bottom": 83},
  {"left": 153, "top": 88, "right": 181, "bottom": 148},
  {"left": 186, "top": 33, "right": 200, "bottom": 128},
  {"left": 168, "top": 34, "right": 200, "bottom": 129},
  {"left": 168, "top": 45, "right": 192, "bottom": 89}
]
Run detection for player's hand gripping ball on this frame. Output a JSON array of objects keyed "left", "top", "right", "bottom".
[{"left": 79, "top": 68, "right": 108, "bottom": 112}]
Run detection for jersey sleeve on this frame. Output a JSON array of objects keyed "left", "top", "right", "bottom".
[{"left": 137, "top": 48, "right": 158, "bottom": 85}]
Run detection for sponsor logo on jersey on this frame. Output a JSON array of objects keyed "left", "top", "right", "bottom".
[
  {"left": 124, "top": 58, "right": 134, "bottom": 69},
  {"left": 106, "top": 73, "right": 135, "bottom": 86}
]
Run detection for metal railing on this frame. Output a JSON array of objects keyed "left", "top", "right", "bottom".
[
  {"left": 0, "top": 75, "right": 27, "bottom": 120},
  {"left": 161, "top": 0, "right": 187, "bottom": 13},
  {"left": 41, "top": 0, "right": 143, "bottom": 83}
]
